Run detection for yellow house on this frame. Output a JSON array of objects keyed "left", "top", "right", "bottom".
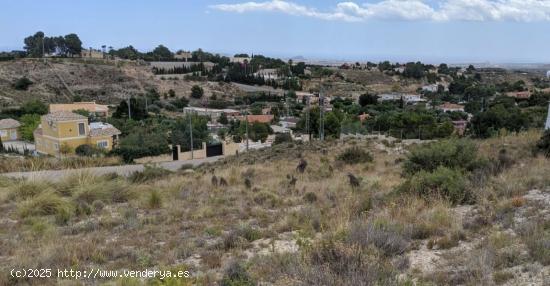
[
  {"left": 0, "top": 118, "right": 21, "bottom": 142},
  {"left": 34, "top": 111, "right": 121, "bottom": 156}
]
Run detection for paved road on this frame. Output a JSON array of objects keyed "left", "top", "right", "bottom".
[{"left": 1, "top": 156, "right": 223, "bottom": 182}]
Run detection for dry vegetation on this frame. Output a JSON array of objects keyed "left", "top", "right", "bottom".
[
  {"left": 0, "top": 132, "right": 549, "bottom": 285},
  {"left": 0, "top": 59, "right": 242, "bottom": 107},
  {"left": 0, "top": 155, "right": 123, "bottom": 173}
]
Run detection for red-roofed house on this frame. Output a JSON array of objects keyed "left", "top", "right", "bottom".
[{"left": 246, "top": 115, "right": 274, "bottom": 124}]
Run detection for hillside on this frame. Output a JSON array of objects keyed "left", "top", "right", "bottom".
[
  {"left": 0, "top": 132, "right": 548, "bottom": 285},
  {"left": 0, "top": 59, "right": 241, "bottom": 108}
]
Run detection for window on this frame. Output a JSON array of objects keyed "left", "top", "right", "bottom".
[
  {"left": 97, "top": 140, "right": 108, "bottom": 149},
  {"left": 54, "top": 143, "right": 59, "bottom": 150},
  {"left": 78, "top": 123, "right": 86, "bottom": 135},
  {"left": 0, "top": 130, "right": 6, "bottom": 137}
]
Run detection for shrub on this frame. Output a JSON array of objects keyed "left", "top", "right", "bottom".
[
  {"left": 401, "top": 166, "right": 469, "bottom": 205},
  {"left": 18, "top": 191, "right": 73, "bottom": 221},
  {"left": 191, "top": 85, "right": 204, "bottom": 99},
  {"left": 13, "top": 77, "right": 33, "bottom": 90},
  {"left": 75, "top": 144, "right": 105, "bottom": 157},
  {"left": 337, "top": 147, "right": 373, "bottom": 165},
  {"left": 9, "top": 180, "right": 51, "bottom": 201},
  {"left": 147, "top": 190, "right": 162, "bottom": 209},
  {"left": 129, "top": 165, "right": 172, "bottom": 183},
  {"left": 348, "top": 219, "right": 409, "bottom": 257},
  {"left": 403, "top": 139, "right": 479, "bottom": 175},
  {"left": 273, "top": 133, "right": 293, "bottom": 145},
  {"left": 306, "top": 240, "right": 398, "bottom": 285},
  {"left": 303, "top": 192, "right": 318, "bottom": 203},
  {"left": 221, "top": 261, "right": 255, "bottom": 286},
  {"left": 536, "top": 130, "right": 550, "bottom": 157}
]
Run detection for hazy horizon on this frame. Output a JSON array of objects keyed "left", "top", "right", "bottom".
[{"left": 3, "top": 0, "right": 550, "bottom": 64}]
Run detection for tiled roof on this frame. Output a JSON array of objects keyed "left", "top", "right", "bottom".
[
  {"left": 0, "top": 118, "right": 21, "bottom": 129},
  {"left": 49, "top": 102, "right": 109, "bottom": 113},
  {"left": 438, "top": 102, "right": 465, "bottom": 110},
  {"left": 90, "top": 128, "right": 121, "bottom": 137},
  {"left": 89, "top": 122, "right": 121, "bottom": 137},
  {"left": 43, "top": 111, "right": 87, "bottom": 122},
  {"left": 246, "top": 115, "right": 274, "bottom": 124}
]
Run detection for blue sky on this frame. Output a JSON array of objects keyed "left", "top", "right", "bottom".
[{"left": 2, "top": 0, "right": 550, "bottom": 63}]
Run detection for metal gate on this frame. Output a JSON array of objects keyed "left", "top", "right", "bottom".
[
  {"left": 206, "top": 143, "right": 223, "bottom": 157},
  {"left": 172, "top": 145, "right": 179, "bottom": 161}
]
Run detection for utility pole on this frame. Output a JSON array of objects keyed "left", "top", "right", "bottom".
[
  {"left": 245, "top": 112, "right": 249, "bottom": 151},
  {"left": 145, "top": 95, "right": 148, "bottom": 114},
  {"left": 189, "top": 112, "right": 194, "bottom": 159},
  {"left": 127, "top": 95, "right": 132, "bottom": 120},
  {"left": 319, "top": 87, "right": 325, "bottom": 141},
  {"left": 305, "top": 96, "right": 311, "bottom": 143},
  {"left": 42, "top": 35, "right": 45, "bottom": 63}
]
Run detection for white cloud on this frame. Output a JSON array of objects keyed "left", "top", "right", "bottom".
[{"left": 210, "top": 0, "right": 550, "bottom": 22}]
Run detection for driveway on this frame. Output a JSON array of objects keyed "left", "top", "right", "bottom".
[{"left": 1, "top": 156, "right": 223, "bottom": 182}]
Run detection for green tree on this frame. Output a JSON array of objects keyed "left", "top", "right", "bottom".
[
  {"left": 112, "top": 131, "right": 170, "bottom": 162},
  {"left": 21, "top": 100, "right": 48, "bottom": 115},
  {"left": 168, "top": 89, "right": 176, "bottom": 98},
  {"left": 19, "top": 114, "right": 41, "bottom": 141},
  {"left": 218, "top": 112, "right": 229, "bottom": 125},
  {"left": 470, "top": 104, "right": 530, "bottom": 138},
  {"left": 64, "top": 33, "right": 82, "bottom": 56},
  {"left": 152, "top": 45, "right": 173, "bottom": 60},
  {"left": 171, "top": 114, "right": 210, "bottom": 151},
  {"left": 23, "top": 31, "right": 46, "bottom": 57},
  {"left": 191, "top": 85, "right": 204, "bottom": 99},
  {"left": 358, "top": 93, "right": 378, "bottom": 107},
  {"left": 13, "top": 77, "right": 33, "bottom": 90}
]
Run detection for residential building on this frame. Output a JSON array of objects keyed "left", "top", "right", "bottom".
[
  {"left": 174, "top": 51, "right": 192, "bottom": 61},
  {"left": 422, "top": 84, "right": 439, "bottom": 93},
  {"left": 296, "top": 91, "right": 315, "bottom": 103},
  {"left": 183, "top": 107, "right": 240, "bottom": 121},
  {"left": 34, "top": 111, "right": 120, "bottom": 156},
  {"left": 271, "top": 125, "right": 292, "bottom": 134},
  {"left": 49, "top": 102, "right": 109, "bottom": 118},
  {"left": 246, "top": 115, "right": 274, "bottom": 124},
  {"left": 280, "top": 116, "right": 299, "bottom": 129},
  {"left": 402, "top": 94, "right": 427, "bottom": 105},
  {"left": 377, "top": 93, "right": 403, "bottom": 102},
  {"left": 0, "top": 118, "right": 21, "bottom": 142},
  {"left": 452, "top": 120, "right": 468, "bottom": 136},
  {"left": 437, "top": 102, "right": 465, "bottom": 113},
  {"left": 506, "top": 91, "right": 531, "bottom": 99},
  {"left": 230, "top": 57, "right": 251, "bottom": 64}
]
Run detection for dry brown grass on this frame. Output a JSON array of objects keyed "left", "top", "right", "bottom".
[
  {"left": 0, "top": 133, "right": 548, "bottom": 285},
  {"left": 0, "top": 155, "right": 123, "bottom": 173}
]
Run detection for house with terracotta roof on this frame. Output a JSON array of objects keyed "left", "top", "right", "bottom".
[
  {"left": 34, "top": 111, "right": 120, "bottom": 156},
  {"left": 506, "top": 91, "right": 531, "bottom": 99},
  {"left": 0, "top": 118, "right": 21, "bottom": 142},
  {"left": 246, "top": 115, "right": 274, "bottom": 124},
  {"left": 49, "top": 102, "right": 109, "bottom": 118},
  {"left": 436, "top": 102, "right": 465, "bottom": 113}
]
